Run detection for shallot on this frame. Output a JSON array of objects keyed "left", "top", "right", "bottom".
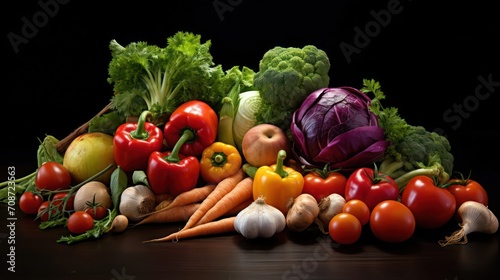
[
  {"left": 317, "top": 193, "right": 346, "bottom": 233},
  {"left": 286, "top": 193, "right": 320, "bottom": 232}
]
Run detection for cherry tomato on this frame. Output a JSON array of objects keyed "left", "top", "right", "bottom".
[
  {"left": 35, "top": 161, "right": 72, "bottom": 191},
  {"left": 342, "top": 199, "right": 370, "bottom": 225},
  {"left": 344, "top": 167, "right": 399, "bottom": 211},
  {"left": 328, "top": 213, "right": 362, "bottom": 245},
  {"left": 85, "top": 205, "right": 108, "bottom": 220},
  {"left": 370, "top": 200, "right": 415, "bottom": 243},
  {"left": 302, "top": 164, "right": 347, "bottom": 202},
  {"left": 445, "top": 177, "right": 488, "bottom": 208},
  {"left": 401, "top": 175, "right": 456, "bottom": 229},
  {"left": 37, "top": 201, "right": 57, "bottom": 222},
  {"left": 52, "top": 192, "right": 75, "bottom": 211},
  {"left": 67, "top": 211, "right": 94, "bottom": 234},
  {"left": 19, "top": 191, "right": 44, "bottom": 215}
]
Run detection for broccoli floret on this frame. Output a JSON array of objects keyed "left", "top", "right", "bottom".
[
  {"left": 384, "top": 126, "right": 453, "bottom": 173},
  {"left": 253, "top": 45, "right": 331, "bottom": 132},
  {"left": 361, "top": 79, "right": 454, "bottom": 190},
  {"left": 381, "top": 126, "right": 454, "bottom": 187}
]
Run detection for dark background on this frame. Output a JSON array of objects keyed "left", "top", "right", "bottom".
[
  {"left": 3, "top": 0, "right": 499, "bottom": 177},
  {"left": 2, "top": 3, "right": 500, "bottom": 279}
]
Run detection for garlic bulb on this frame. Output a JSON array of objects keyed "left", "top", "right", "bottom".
[
  {"left": 119, "top": 185, "right": 156, "bottom": 222},
  {"left": 234, "top": 196, "right": 286, "bottom": 239},
  {"left": 286, "top": 193, "right": 320, "bottom": 232},
  {"left": 439, "top": 201, "right": 499, "bottom": 246},
  {"left": 317, "top": 193, "right": 346, "bottom": 233}
]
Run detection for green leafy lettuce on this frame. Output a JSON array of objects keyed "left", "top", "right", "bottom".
[{"left": 106, "top": 31, "right": 227, "bottom": 125}]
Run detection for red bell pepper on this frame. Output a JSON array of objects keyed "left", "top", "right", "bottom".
[
  {"left": 344, "top": 166, "right": 399, "bottom": 211},
  {"left": 163, "top": 100, "right": 218, "bottom": 157},
  {"left": 147, "top": 128, "right": 201, "bottom": 196},
  {"left": 113, "top": 110, "right": 164, "bottom": 173}
]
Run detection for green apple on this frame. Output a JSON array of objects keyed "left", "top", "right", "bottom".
[{"left": 63, "top": 132, "right": 116, "bottom": 185}]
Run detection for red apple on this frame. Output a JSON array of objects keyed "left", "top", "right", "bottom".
[{"left": 241, "top": 124, "right": 291, "bottom": 167}]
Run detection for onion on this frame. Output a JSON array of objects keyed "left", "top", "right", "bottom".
[
  {"left": 286, "top": 193, "right": 320, "bottom": 232},
  {"left": 317, "top": 193, "right": 346, "bottom": 233},
  {"left": 73, "top": 181, "right": 112, "bottom": 211}
]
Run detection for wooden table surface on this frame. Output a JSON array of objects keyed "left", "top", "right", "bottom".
[
  {"left": 2, "top": 162, "right": 499, "bottom": 280},
  {"left": 1, "top": 203, "right": 499, "bottom": 280}
]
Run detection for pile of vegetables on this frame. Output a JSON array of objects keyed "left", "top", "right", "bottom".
[{"left": 1, "top": 31, "right": 498, "bottom": 247}]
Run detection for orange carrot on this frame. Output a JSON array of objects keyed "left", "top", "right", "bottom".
[
  {"left": 133, "top": 203, "right": 201, "bottom": 226},
  {"left": 180, "top": 169, "right": 245, "bottom": 231},
  {"left": 224, "top": 198, "right": 253, "bottom": 217},
  {"left": 155, "top": 193, "right": 174, "bottom": 206},
  {"left": 155, "top": 196, "right": 174, "bottom": 211},
  {"left": 143, "top": 216, "right": 237, "bottom": 243},
  {"left": 194, "top": 177, "right": 253, "bottom": 226},
  {"left": 139, "top": 185, "right": 216, "bottom": 219}
]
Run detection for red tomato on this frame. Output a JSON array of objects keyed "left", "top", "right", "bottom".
[
  {"left": 328, "top": 213, "right": 362, "bottom": 245},
  {"left": 445, "top": 178, "right": 488, "bottom": 208},
  {"left": 67, "top": 211, "right": 94, "bottom": 234},
  {"left": 52, "top": 192, "right": 75, "bottom": 211},
  {"left": 344, "top": 167, "right": 399, "bottom": 211},
  {"left": 342, "top": 199, "right": 370, "bottom": 225},
  {"left": 370, "top": 200, "right": 415, "bottom": 243},
  {"left": 35, "top": 161, "right": 72, "bottom": 191},
  {"left": 19, "top": 191, "right": 44, "bottom": 215},
  {"left": 401, "top": 175, "right": 456, "bottom": 229},
  {"left": 37, "top": 201, "right": 57, "bottom": 222},
  {"left": 85, "top": 205, "right": 108, "bottom": 220},
  {"left": 302, "top": 166, "right": 347, "bottom": 202}
]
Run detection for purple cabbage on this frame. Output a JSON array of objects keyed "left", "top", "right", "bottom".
[{"left": 291, "top": 87, "right": 388, "bottom": 171}]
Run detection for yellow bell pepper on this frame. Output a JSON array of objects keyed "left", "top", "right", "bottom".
[
  {"left": 200, "top": 142, "right": 242, "bottom": 184},
  {"left": 253, "top": 150, "right": 304, "bottom": 214}
]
